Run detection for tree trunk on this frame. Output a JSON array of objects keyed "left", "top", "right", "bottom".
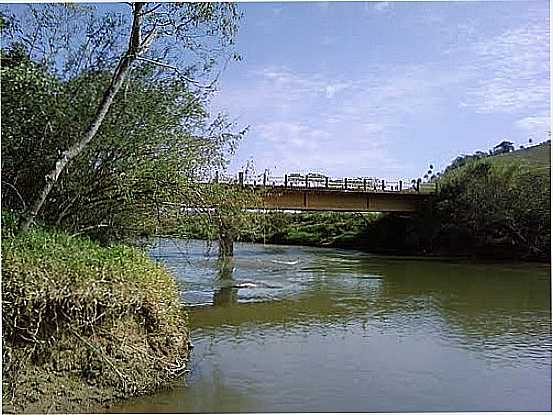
[
  {"left": 18, "top": 3, "right": 144, "bottom": 233},
  {"left": 218, "top": 232, "right": 234, "bottom": 258},
  {"left": 218, "top": 233, "right": 234, "bottom": 257}
]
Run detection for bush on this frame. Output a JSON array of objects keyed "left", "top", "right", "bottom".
[
  {"left": 2, "top": 225, "right": 190, "bottom": 413},
  {"left": 434, "top": 158, "right": 550, "bottom": 259}
]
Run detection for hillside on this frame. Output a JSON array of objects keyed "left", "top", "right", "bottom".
[{"left": 491, "top": 142, "right": 551, "bottom": 172}]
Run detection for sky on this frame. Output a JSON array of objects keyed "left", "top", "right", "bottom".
[{"left": 208, "top": 1, "right": 550, "bottom": 180}]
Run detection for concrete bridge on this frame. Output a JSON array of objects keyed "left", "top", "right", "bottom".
[{"left": 217, "top": 172, "right": 436, "bottom": 213}]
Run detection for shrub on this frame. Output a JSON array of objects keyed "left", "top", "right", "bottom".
[{"left": 2, "top": 225, "right": 190, "bottom": 412}]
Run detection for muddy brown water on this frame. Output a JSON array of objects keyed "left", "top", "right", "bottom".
[{"left": 111, "top": 239, "right": 551, "bottom": 412}]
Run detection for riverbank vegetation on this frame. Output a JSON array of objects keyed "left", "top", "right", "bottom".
[
  {"left": 2, "top": 215, "right": 190, "bottom": 413},
  {"left": 177, "top": 142, "right": 550, "bottom": 261},
  {"left": 430, "top": 143, "right": 550, "bottom": 259},
  {"left": 175, "top": 211, "right": 378, "bottom": 248},
  {"left": 1, "top": 3, "right": 246, "bottom": 412}
]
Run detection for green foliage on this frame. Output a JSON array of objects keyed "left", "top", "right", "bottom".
[
  {"left": 1, "top": 46, "right": 244, "bottom": 241},
  {"left": 434, "top": 157, "right": 550, "bottom": 258},
  {"left": 176, "top": 210, "right": 378, "bottom": 248},
  {"left": 443, "top": 151, "right": 490, "bottom": 175},
  {"left": 2, "top": 4, "right": 241, "bottom": 79},
  {"left": 2, "top": 224, "right": 190, "bottom": 412},
  {"left": 1, "top": 46, "right": 64, "bottom": 211},
  {"left": 2, "top": 3, "right": 245, "bottom": 239},
  {"left": 273, "top": 212, "right": 375, "bottom": 246},
  {"left": 151, "top": 185, "right": 263, "bottom": 242}
]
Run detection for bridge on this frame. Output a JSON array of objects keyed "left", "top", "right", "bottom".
[{"left": 215, "top": 172, "right": 436, "bottom": 213}]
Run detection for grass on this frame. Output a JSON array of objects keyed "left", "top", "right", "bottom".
[
  {"left": 491, "top": 142, "right": 551, "bottom": 172},
  {"left": 2, "top": 219, "right": 190, "bottom": 413}
]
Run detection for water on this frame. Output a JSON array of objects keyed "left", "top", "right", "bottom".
[{"left": 113, "top": 239, "right": 551, "bottom": 412}]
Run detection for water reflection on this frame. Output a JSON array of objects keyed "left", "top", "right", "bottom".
[
  {"left": 213, "top": 258, "right": 238, "bottom": 306},
  {"left": 113, "top": 239, "right": 551, "bottom": 413}
]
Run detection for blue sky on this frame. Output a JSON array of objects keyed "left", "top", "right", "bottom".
[{"left": 209, "top": 1, "right": 550, "bottom": 180}]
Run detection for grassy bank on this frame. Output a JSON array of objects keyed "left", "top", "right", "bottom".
[{"left": 2, "top": 218, "right": 190, "bottom": 413}]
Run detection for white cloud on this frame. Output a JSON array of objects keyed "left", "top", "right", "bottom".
[
  {"left": 324, "top": 82, "right": 351, "bottom": 98},
  {"left": 257, "top": 121, "right": 331, "bottom": 147},
  {"left": 515, "top": 113, "right": 551, "bottom": 138},
  {"left": 215, "top": 63, "right": 460, "bottom": 176},
  {"left": 462, "top": 23, "right": 549, "bottom": 113},
  {"left": 214, "top": 7, "right": 550, "bottom": 177}
]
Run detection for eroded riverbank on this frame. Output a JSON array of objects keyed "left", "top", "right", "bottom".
[{"left": 110, "top": 239, "right": 552, "bottom": 413}]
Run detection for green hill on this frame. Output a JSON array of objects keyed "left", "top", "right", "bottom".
[{"left": 491, "top": 142, "right": 550, "bottom": 172}]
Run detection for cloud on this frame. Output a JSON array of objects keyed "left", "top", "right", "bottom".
[
  {"left": 257, "top": 121, "right": 331, "bottom": 148},
  {"left": 462, "top": 23, "right": 549, "bottom": 113},
  {"left": 215, "top": 63, "right": 459, "bottom": 176},
  {"left": 324, "top": 82, "right": 351, "bottom": 98},
  {"left": 515, "top": 114, "right": 551, "bottom": 138},
  {"left": 213, "top": 6, "right": 550, "bottom": 177}
]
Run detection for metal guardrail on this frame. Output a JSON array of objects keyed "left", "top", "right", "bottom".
[{"left": 208, "top": 172, "right": 437, "bottom": 194}]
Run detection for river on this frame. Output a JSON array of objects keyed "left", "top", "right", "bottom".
[{"left": 112, "top": 238, "right": 551, "bottom": 412}]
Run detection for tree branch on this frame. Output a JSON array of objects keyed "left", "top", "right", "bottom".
[{"left": 135, "top": 56, "right": 216, "bottom": 89}]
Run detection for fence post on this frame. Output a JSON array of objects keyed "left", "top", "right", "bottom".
[
  {"left": 399, "top": 180, "right": 402, "bottom": 191},
  {"left": 284, "top": 174, "right": 288, "bottom": 188},
  {"left": 238, "top": 171, "right": 244, "bottom": 186},
  {"left": 363, "top": 178, "right": 367, "bottom": 192},
  {"left": 305, "top": 174, "right": 309, "bottom": 188},
  {"left": 214, "top": 171, "right": 219, "bottom": 183},
  {"left": 435, "top": 181, "right": 439, "bottom": 193},
  {"left": 325, "top": 177, "right": 329, "bottom": 188},
  {"left": 416, "top": 178, "right": 421, "bottom": 192},
  {"left": 381, "top": 179, "right": 385, "bottom": 191},
  {"left": 344, "top": 177, "right": 348, "bottom": 190},
  {"left": 263, "top": 171, "right": 267, "bottom": 187}
]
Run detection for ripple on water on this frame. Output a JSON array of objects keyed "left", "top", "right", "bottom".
[{"left": 128, "top": 239, "right": 553, "bottom": 413}]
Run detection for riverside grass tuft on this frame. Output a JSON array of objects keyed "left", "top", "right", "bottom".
[{"left": 2, "top": 220, "right": 190, "bottom": 413}]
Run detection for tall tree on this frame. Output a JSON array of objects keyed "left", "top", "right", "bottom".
[{"left": 1, "top": 3, "right": 240, "bottom": 232}]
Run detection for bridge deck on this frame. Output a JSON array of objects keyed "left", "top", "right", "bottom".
[
  {"left": 209, "top": 172, "right": 436, "bottom": 213},
  {"left": 260, "top": 187, "right": 432, "bottom": 212}
]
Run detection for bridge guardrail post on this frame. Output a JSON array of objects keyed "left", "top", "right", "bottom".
[
  {"left": 416, "top": 178, "right": 421, "bottom": 192},
  {"left": 284, "top": 174, "right": 288, "bottom": 188},
  {"left": 381, "top": 179, "right": 385, "bottom": 191},
  {"left": 325, "top": 177, "right": 329, "bottom": 188},
  {"left": 363, "top": 178, "right": 367, "bottom": 192},
  {"left": 399, "top": 180, "right": 402, "bottom": 191},
  {"left": 305, "top": 174, "right": 309, "bottom": 188},
  {"left": 344, "top": 177, "right": 348, "bottom": 190}
]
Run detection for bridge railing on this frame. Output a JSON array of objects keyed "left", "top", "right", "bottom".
[{"left": 209, "top": 172, "right": 438, "bottom": 194}]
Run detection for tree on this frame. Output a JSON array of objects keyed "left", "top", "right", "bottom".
[
  {"left": 2, "top": 3, "right": 241, "bottom": 232},
  {"left": 493, "top": 140, "right": 515, "bottom": 154},
  {"left": 1, "top": 46, "right": 244, "bottom": 242},
  {"left": 179, "top": 183, "right": 261, "bottom": 257},
  {"left": 436, "top": 159, "right": 550, "bottom": 258}
]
